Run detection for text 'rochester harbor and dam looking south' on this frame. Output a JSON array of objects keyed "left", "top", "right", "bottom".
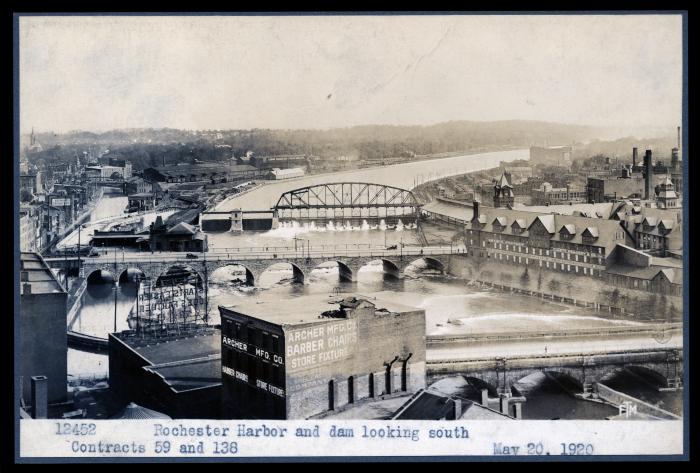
[{"left": 19, "top": 122, "right": 684, "bottom": 423}]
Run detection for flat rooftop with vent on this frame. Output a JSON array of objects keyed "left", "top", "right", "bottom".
[{"left": 219, "top": 294, "right": 426, "bottom": 420}]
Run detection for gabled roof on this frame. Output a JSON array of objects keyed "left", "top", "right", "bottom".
[
  {"left": 642, "top": 216, "right": 658, "bottom": 227},
  {"left": 582, "top": 227, "right": 599, "bottom": 238},
  {"left": 496, "top": 173, "right": 512, "bottom": 188},
  {"left": 658, "top": 219, "right": 675, "bottom": 230},
  {"left": 560, "top": 224, "right": 576, "bottom": 235},
  {"left": 530, "top": 214, "right": 555, "bottom": 234},
  {"left": 656, "top": 268, "right": 683, "bottom": 285},
  {"left": 492, "top": 216, "right": 507, "bottom": 227},
  {"left": 166, "top": 222, "right": 196, "bottom": 235},
  {"left": 511, "top": 218, "right": 526, "bottom": 229}
]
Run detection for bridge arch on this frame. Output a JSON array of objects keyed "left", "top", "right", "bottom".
[
  {"left": 624, "top": 365, "right": 670, "bottom": 388},
  {"left": 86, "top": 268, "right": 116, "bottom": 285},
  {"left": 357, "top": 259, "right": 401, "bottom": 279},
  {"left": 210, "top": 263, "right": 256, "bottom": 286},
  {"left": 155, "top": 264, "right": 204, "bottom": 287},
  {"left": 599, "top": 365, "right": 669, "bottom": 389},
  {"left": 512, "top": 370, "right": 585, "bottom": 396},
  {"left": 309, "top": 260, "right": 354, "bottom": 283},
  {"left": 118, "top": 267, "right": 147, "bottom": 284},
  {"left": 258, "top": 262, "right": 306, "bottom": 287},
  {"left": 405, "top": 257, "right": 446, "bottom": 275}
]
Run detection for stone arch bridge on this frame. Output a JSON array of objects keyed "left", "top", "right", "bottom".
[
  {"left": 45, "top": 246, "right": 459, "bottom": 287},
  {"left": 426, "top": 348, "right": 684, "bottom": 394}
]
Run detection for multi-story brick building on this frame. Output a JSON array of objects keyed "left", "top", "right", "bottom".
[
  {"left": 219, "top": 295, "right": 426, "bottom": 420},
  {"left": 464, "top": 202, "right": 633, "bottom": 277}
]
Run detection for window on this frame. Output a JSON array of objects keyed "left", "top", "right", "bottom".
[{"left": 348, "top": 376, "right": 355, "bottom": 404}]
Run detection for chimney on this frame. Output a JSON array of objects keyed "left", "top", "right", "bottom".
[
  {"left": 30, "top": 376, "right": 48, "bottom": 419},
  {"left": 671, "top": 148, "right": 679, "bottom": 169},
  {"left": 644, "top": 150, "right": 653, "bottom": 200},
  {"left": 471, "top": 201, "right": 480, "bottom": 223},
  {"left": 632, "top": 147, "right": 638, "bottom": 168},
  {"left": 499, "top": 395, "right": 510, "bottom": 415},
  {"left": 453, "top": 398, "right": 463, "bottom": 419}
]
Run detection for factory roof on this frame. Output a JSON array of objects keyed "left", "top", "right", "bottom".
[
  {"left": 392, "top": 388, "right": 512, "bottom": 420},
  {"left": 145, "top": 356, "right": 221, "bottom": 393},
  {"left": 220, "top": 294, "right": 423, "bottom": 327},
  {"left": 113, "top": 327, "right": 220, "bottom": 366}
]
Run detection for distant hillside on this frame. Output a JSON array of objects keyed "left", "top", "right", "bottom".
[{"left": 24, "top": 120, "right": 669, "bottom": 171}]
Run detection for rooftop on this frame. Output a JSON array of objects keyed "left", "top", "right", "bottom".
[
  {"left": 20, "top": 252, "right": 66, "bottom": 294},
  {"left": 112, "top": 327, "right": 220, "bottom": 365},
  {"left": 220, "top": 294, "right": 422, "bottom": 327},
  {"left": 392, "top": 388, "right": 512, "bottom": 420}
]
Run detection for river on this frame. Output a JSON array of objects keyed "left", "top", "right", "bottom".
[
  {"left": 65, "top": 150, "right": 683, "bottom": 419},
  {"left": 215, "top": 148, "right": 528, "bottom": 211}
]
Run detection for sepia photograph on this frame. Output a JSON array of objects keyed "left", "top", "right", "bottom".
[{"left": 14, "top": 12, "right": 687, "bottom": 461}]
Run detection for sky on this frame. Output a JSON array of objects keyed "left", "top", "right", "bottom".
[{"left": 19, "top": 15, "right": 684, "bottom": 135}]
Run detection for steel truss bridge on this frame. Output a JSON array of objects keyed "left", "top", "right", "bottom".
[{"left": 273, "top": 182, "right": 419, "bottom": 221}]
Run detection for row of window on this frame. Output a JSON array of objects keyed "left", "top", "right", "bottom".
[
  {"left": 222, "top": 348, "right": 285, "bottom": 387},
  {"left": 473, "top": 231, "right": 607, "bottom": 255},
  {"left": 483, "top": 251, "right": 603, "bottom": 276},
  {"left": 223, "top": 320, "right": 282, "bottom": 356},
  {"left": 328, "top": 364, "right": 411, "bottom": 411},
  {"left": 474, "top": 239, "right": 605, "bottom": 263}
]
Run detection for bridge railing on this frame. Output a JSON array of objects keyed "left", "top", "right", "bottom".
[
  {"left": 426, "top": 347, "right": 683, "bottom": 367},
  {"left": 427, "top": 323, "right": 684, "bottom": 344},
  {"left": 45, "top": 244, "right": 466, "bottom": 263}
]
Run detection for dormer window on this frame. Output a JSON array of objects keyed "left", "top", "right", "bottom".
[
  {"left": 492, "top": 216, "right": 507, "bottom": 233},
  {"left": 511, "top": 219, "right": 526, "bottom": 235},
  {"left": 581, "top": 227, "right": 599, "bottom": 245},
  {"left": 559, "top": 224, "right": 576, "bottom": 241}
]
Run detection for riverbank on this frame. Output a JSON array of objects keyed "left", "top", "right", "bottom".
[{"left": 448, "top": 255, "right": 682, "bottom": 322}]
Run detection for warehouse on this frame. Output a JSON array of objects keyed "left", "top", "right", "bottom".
[
  {"left": 219, "top": 294, "right": 426, "bottom": 420},
  {"left": 269, "top": 167, "right": 306, "bottom": 180}
]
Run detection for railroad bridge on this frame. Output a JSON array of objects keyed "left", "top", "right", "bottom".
[
  {"left": 274, "top": 182, "right": 419, "bottom": 223},
  {"left": 426, "top": 348, "right": 684, "bottom": 394},
  {"left": 45, "top": 245, "right": 459, "bottom": 286}
]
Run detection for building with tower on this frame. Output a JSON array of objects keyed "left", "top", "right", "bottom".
[
  {"left": 656, "top": 177, "right": 679, "bottom": 209},
  {"left": 493, "top": 173, "right": 515, "bottom": 208}
]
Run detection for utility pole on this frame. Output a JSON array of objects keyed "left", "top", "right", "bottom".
[
  {"left": 77, "top": 224, "right": 82, "bottom": 278},
  {"left": 113, "top": 247, "right": 118, "bottom": 333}
]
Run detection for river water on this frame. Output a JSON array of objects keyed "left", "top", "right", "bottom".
[{"left": 66, "top": 151, "right": 683, "bottom": 419}]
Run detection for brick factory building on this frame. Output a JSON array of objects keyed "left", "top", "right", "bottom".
[
  {"left": 108, "top": 326, "right": 222, "bottom": 418},
  {"left": 19, "top": 252, "right": 68, "bottom": 405},
  {"left": 219, "top": 295, "right": 426, "bottom": 420}
]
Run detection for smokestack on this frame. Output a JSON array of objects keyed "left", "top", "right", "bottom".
[
  {"left": 632, "top": 147, "right": 638, "bottom": 169},
  {"left": 471, "top": 201, "right": 480, "bottom": 222},
  {"left": 644, "top": 150, "right": 653, "bottom": 200},
  {"left": 671, "top": 148, "right": 679, "bottom": 169},
  {"left": 677, "top": 126, "right": 681, "bottom": 150},
  {"left": 162, "top": 155, "right": 165, "bottom": 167},
  {"left": 30, "top": 376, "right": 47, "bottom": 419}
]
